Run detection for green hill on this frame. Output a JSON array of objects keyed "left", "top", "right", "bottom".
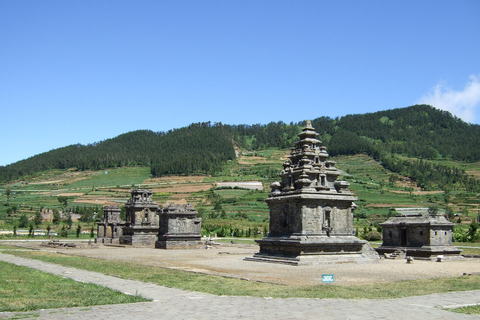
[
  {"left": 0, "top": 123, "right": 235, "bottom": 182},
  {"left": 1, "top": 105, "right": 480, "bottom": 193}
]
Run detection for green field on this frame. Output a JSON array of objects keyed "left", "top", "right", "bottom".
[{"left": 1, "top": 151, "right": 479, "bottom": 241}]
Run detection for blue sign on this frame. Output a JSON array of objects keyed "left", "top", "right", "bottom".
[{"left": 322, "top": 274, "right": 334, "bottom": 283}]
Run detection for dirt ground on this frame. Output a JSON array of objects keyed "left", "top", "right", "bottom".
[
  {"left": 72, "top": 196, "right": 120, "bottom": 206},
  {"left": 151, "top": 183, "right": 213, "bottom": 193},
  {"left": 143, "top": 175, "right": 207, "bottom": 184},
  {"left": 13, "top": 241, "right": 480, "bottom": 286}
]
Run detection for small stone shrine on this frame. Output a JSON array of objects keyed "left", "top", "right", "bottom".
[
  {"left": 119, "top": 189, "right": 160, "bottom": 247},
  {"left": 246, "top": 121, "right": 379, "bottom": 265},
  {"left": 376, "top": 208, "right": 463, "bottom": 260},
  {"left": 96, "top": 205, "right": 125, "bottom": 244},
  {"left": 155, "top": 203, "right": 203, "bottom": 249}
]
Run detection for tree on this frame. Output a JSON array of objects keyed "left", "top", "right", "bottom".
[
  {"left": 66, "top": 214, "right": 73, "bottom": 229},
  {"left": 214, "top": 201, "right": 222, "bottom": 211},
  {"left": 76, "top": 224, "right": 82, "bottom": 238},
  {"left": 446, "top": 207, "right": 455, "bottom": 220},
  {"left": 58, "top": 196, "right": 68, "bottom": 209},
  {"left": 5, "top": 186, "right": 12, "bottom": 206},
  {"left": 34, "top": 211, "right": 42, "bottom": 226},
  {"left": 46, "top": 224, "right": 51, "bottom": 237},
  {"left": 90, "top": 226, "right": 95, "bottom": 238},
  {"left": 60, "top": 225, "right": 68, "bottom": 237},
  {"left": 466, "top": 221, "right": 479, "bottom": 243},
  {"left": 428, "top": 206, "right": 439, "bottom": 216},
  {"left": 220, "top": 210, "right": 227, "bottom": 219},
  {"left": 18, "top": 214, "right": 29, "bottom": 228},
  {"left": 52, "top": 210, "right": 60, "bottom": 225}
]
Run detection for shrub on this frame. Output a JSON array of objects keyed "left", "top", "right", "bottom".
[
  {"left": 363, "top": 231, "right": 382, "bottom": 241},
  {"left": 60, "top": 225, "right": 68, "bottom": 238}
]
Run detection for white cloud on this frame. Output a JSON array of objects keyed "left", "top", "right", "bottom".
[{"left": 417, "top": 75, "right": 480, "bottom": 123}]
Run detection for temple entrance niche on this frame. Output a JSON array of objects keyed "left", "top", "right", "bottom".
[{"left": 246, "top": 120, "right": 379, "bottom": 265}]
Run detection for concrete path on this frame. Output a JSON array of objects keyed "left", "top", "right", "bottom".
[{"left": 1, "top": 252, "right": 479, "bottom": 320}]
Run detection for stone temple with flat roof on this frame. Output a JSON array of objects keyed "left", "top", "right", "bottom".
[
  {"left": 246, "top": 120, "right": 379, "bottom": 265},
  {"left": 376, "top": 208, "right": 463, "bottom": 260},
  {"left": 155, "top": 203, "right": 202, "bottom": 249}
]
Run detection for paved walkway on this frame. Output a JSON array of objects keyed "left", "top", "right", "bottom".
[{"left": 1, "top": 252, "right": 479, "bottom": 320}]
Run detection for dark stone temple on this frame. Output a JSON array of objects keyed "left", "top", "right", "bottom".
[
  {"left": 96, "top": 188, "right": 204, "bottom": 248},
  {"left": 96, "top": 205, "right": 125, "bottom": 244},
  {"left": 246, "top": 120, "right": 379, "bottom": 265},
  {"left": 119, "top": 189, "right": 161, "bottom": 246},
  {"left": 155, "top": 204, "right": 203, "bottom": 249},
  {"left": 376, "top": 208, "right": 463, "bottom": 260}
]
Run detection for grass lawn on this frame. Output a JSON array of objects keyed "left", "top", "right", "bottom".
[
  {"left": 65, "top": 167, "right": 151, "bottom": 189},
  {"left": 3, "top": 246, "right": 480, "bottom": 301},
  {"left": 0, "top": 260, "right": 149, "bottom": 312},
  {"left": 451, "top": 305, "right": 480, "bottom": 315}
]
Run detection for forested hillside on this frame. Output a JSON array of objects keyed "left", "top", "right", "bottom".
[
  {"left": 2, "top": 105, "right": 480, "bottom": 192},
  {"left": 323, "top": 104, "right": 480, "bottom": 162},
  {"left": 225, "top": 105, "right": 480, "bottom": 162},
  {"left": 0, "top": 123, "right": 235, "bottom": 182}
]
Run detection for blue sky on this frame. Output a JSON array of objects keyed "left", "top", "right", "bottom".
[{"left": 1, "top": 1, "right": 479, "bottom": 166}]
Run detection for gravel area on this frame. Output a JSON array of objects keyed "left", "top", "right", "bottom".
[{"left": 9, "top": 241, "right": 480, "bottom": 286}]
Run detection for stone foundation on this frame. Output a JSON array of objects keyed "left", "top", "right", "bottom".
[
  {"left": 120, "top": 231, "right": 158, "bottom": 247},
  {"left": 155, "top": 236, "right": 203, "bottom": 249},
  {"left": 246, "top": 236, "right": 379, "bottom": 265},
  {"left": 376, "top": 245, "right": 464, "bottom": 260}
]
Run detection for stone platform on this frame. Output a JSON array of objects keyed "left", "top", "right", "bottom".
[{"left": 246, "top": 236, "right": 379, "bottom": 265}]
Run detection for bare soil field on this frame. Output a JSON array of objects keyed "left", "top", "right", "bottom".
[
  {"left": 237, "top": 156, "right": 267, "bottom": 165},
  {"left": 56, "top": 193, "right": 85, "bottom": 197},
  {"left": 143, "top": 175, "right": 207, "bottom": 184},
  {"left": 151, "top": 183, "right": 213, "bottom": 193},
  {"left": 389, "top": 190, "right": 444, "bottom": 195},
  {"left": 15, "top": 242, "right": 480, "bottom": 287},
  {"left": 72, "top": 196, "right": 120, "bottom": 206},
  {"left": 466, "top": 170, "right": 480, "bottom": 179},
  {"left": 365, "top": 204, "right": 423, "bottom": 208}
]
